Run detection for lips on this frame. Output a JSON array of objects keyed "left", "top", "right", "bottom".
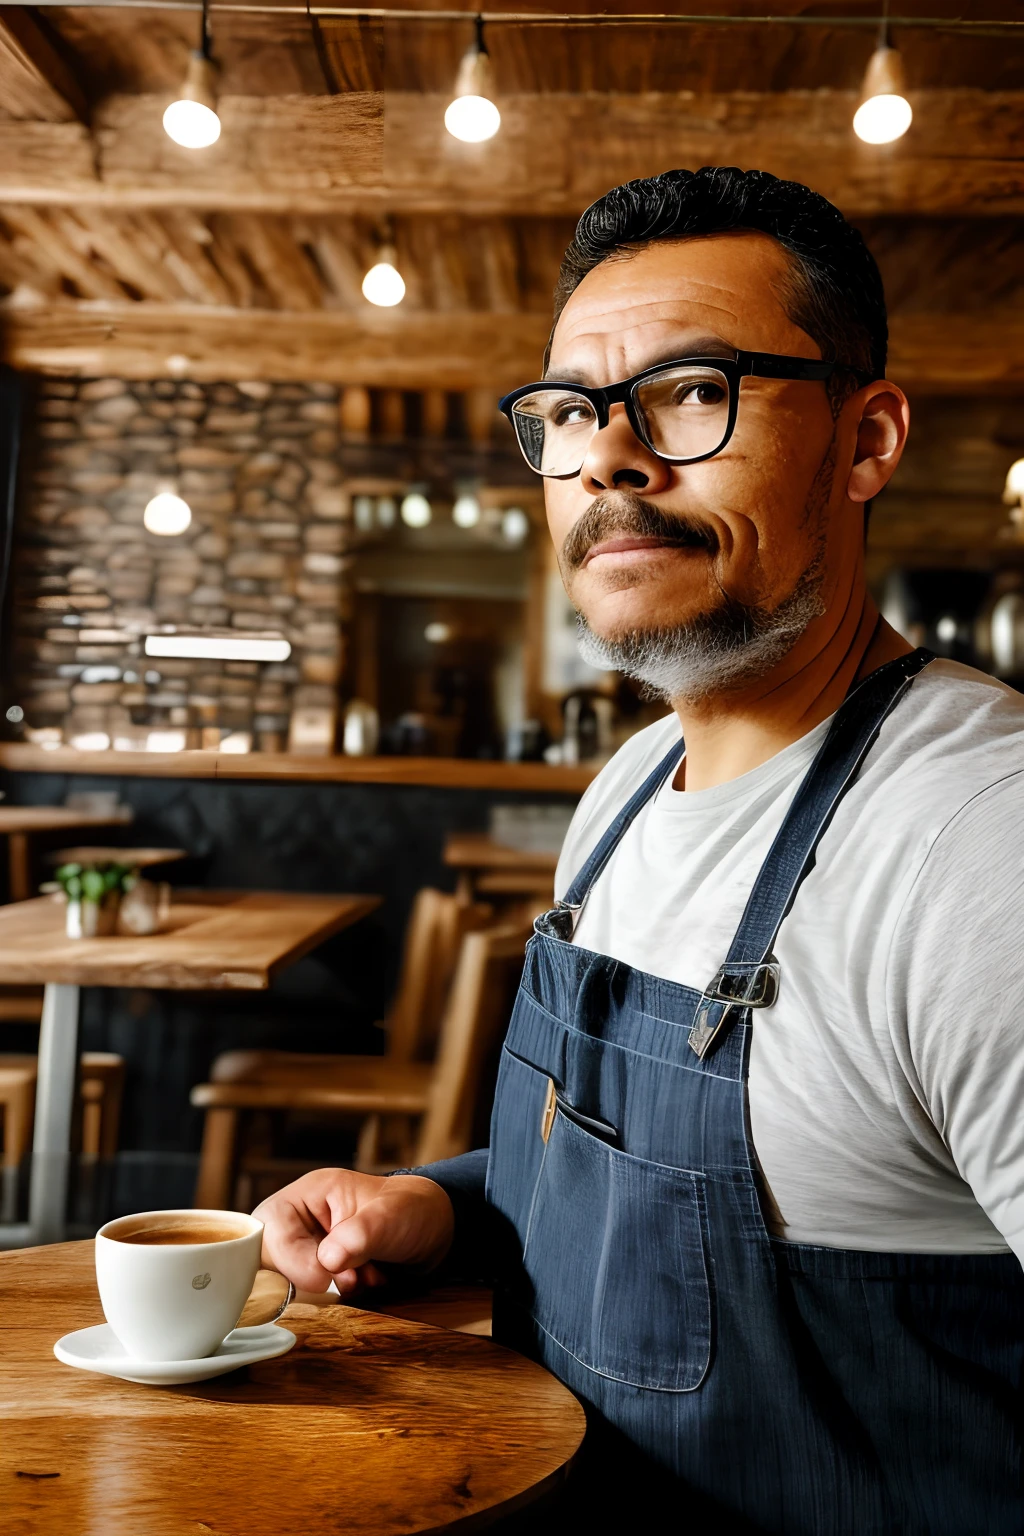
[{"left": 582, "top": 534, "right": 705, "bottom": 568}]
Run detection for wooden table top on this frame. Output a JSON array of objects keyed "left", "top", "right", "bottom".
[
  {"left": 0, "top": 890, "right": 380, "bottom": 990},
  {"left": 46, "top": 847, "right": 187, "bottom": 868},
  {"left": 0, "top": 806, "right": 133, "bottom": 833},
  {"left": 443, "top": 833, "right": 560, "bottom": 873},
  {"left": 1, "top": 1242, "right": 585, "bottom": 1536}
]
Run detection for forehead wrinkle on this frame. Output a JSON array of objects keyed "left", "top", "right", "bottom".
[{"left": 555, "top": 289, "right": 744, "bottom": 346}]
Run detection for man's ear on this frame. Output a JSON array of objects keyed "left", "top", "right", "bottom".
[{"left": 846, "top": 382, "right": 910, "bottom": 504}]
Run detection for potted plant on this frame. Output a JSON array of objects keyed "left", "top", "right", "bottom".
[{"left": 53, "top": 861, "right": 133, "bottom": 939}]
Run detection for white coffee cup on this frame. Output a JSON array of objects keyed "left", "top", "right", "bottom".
[{"left": 95, "top": 1209, "right": 265, "bottom": 1362}]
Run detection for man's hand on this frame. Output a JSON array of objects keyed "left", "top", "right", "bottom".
[{"left": 254, "top": 1167, "right": 455, "bottom": 1297}]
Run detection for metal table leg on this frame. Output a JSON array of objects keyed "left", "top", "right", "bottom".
[{"left": 27, "top": 982, "right": 81, "bottom": 1246}]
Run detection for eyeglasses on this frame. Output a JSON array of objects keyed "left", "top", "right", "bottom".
[{"left": 498, "top": 351, "right": 873, "bottom": 479}]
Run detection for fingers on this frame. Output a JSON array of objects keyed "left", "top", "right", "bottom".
[
  {"left": 258, "top": 1195, "right": 336, "bottom": 1293},
  {"left": 316, "top": 1177, "right": 455, "bottom": 1277},
  {"left": 254, "top": 1168, "right": 370, "bottom": 1292},
  {"left": 316, "top": 1203, "right": 387, "bottom": 1277},
  {"left": 255, "top": 1168, "right": 455, "bottom": 1297}
]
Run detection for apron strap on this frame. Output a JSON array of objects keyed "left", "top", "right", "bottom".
[
  {"left": 559, "top": 737, "right": 686, "bottom": 914},
  {"left": 688, "top": 646, "right": 934, "bottom": 1058}
]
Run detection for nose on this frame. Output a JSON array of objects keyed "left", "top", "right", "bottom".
[{"left": 579, "top": 403, "right": 674, "bottom": 497}]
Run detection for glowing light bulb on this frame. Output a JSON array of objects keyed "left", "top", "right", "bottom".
[
  {"left": 163, "top": 52, "right": 221, "bottom": 149},
  {"left": 400, "top": 492, "right": 432, "bottom": 528},
  {"left": 853, "top": 44, "right": 912, "bottom": 145},
  {"left": 362, "top": 251, "right": 406, "bottom": 308},
  {"left": 143, "top": 491, "right": 192, "bottom": 536},
  {"left": 991, "top": 593, "right": 1024, "bottom": 674},
  {"left": 163, "top": 98, "right": 221, "bottom": 148},
  {"left": 501, "top": 506, "right": 529, "bottom": 545},
  {"left": 452, "top": 493, "right": 481, "bottom": 529},
  {"left": 445, "top": 95, "right": 501, "bottom": 144},
  {"left": 853, "top": 93, "right": 912, "bottom": 145},
  {"left": 1004, "top": 459, "right": 1024, "bottom": 502},
  {"left": 446, "top": 24, "right": 500, "bottom": 144}
]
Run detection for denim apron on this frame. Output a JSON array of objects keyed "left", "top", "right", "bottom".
[{"left": 484, "top": 649, "right": 1024, "bottom": 1534}]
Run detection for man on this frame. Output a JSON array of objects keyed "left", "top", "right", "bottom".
[{"left": 258, "top": 168, "right": 1024, "bottom": 1532}]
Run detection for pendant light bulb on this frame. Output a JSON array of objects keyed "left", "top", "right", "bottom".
[
  {"left": 144, "top": 490, "right": 192, "bottom": 536},
  {"left": 1003, "top": 458, "right": 1024, "bottom": 504},
  {"left": 362, "top": 241, "right": 406, "bottom": 307},
  {"left": 445, "top": 17, "right": 500, "bottom": 143},
  {"left": 853, "top": 43, "right": 912, "bottom": 145},
  {"left": 400, "top": 492, "right": 432, "bottom": 528},
  {"left": 164, "top": 2, "right": 220, "bottom": 151},
  {"left": 452, "top": 493, "right": 481, "bottom": 529}
]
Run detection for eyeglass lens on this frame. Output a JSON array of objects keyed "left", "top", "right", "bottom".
[{"left": 511, "top": 365, "right": 732, "bottom": 476}]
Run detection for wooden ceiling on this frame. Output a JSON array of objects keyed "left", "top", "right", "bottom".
[{"left": 0, "top": 0, "right": 1021, "bottom": 393}]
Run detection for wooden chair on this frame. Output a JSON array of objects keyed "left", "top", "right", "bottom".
[
  {"left": 190, "top": 922, "right": 530, "bottom": 1210},
  {"left": 189, "top": 887, "right": 492, "bottom": 1209},
  {"left": 0, "top": 990, "right": 43, "bottom": 1025},
  {"left": 0, "top": 1052, "right": 125, "bottom": 1222}
]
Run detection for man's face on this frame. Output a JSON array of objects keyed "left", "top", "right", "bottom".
[{"left": 544, "top": 233, "right": 865, "bottom": 652}]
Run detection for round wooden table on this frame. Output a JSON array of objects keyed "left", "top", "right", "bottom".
[{"left": 2, "top": 1243, "right": 586, "bottom": 1535}]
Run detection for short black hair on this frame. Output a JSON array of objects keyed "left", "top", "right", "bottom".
[{"left": 549, "top": 167, "right": 887, "bottom": 392}]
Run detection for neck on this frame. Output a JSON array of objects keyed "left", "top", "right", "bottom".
[{"left": 670, "top": 587, "right": 912, "bottom": 793}]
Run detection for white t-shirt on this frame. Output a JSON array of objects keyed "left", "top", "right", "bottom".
[{"left": 555, "top": 659, "right": 1024, "bottom": 1260}]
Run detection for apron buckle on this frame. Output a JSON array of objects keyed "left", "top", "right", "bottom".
[
  {"left": 547, "top": 898, "right": 583, "bottom": 939},
  {"left": 688, "top": 960, "right": 781, "bottom": 1059}
]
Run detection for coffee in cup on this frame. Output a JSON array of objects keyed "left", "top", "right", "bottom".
[
  {"left": 114, "top": 1217, "right": 250, "bottom": 1246},
  {"left": 96, "top": 1208, "right": 268, "bottom": 1362}
]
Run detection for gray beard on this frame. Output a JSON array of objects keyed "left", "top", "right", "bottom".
[{"left": 576, "top": 575, "right": 826, "bottom": 704}]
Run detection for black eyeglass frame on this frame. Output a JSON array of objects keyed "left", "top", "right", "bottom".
[{"left": 498, "top": 350, "right": 874, "bottom": 479}]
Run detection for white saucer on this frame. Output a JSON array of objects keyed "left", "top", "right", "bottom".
[{"left": 54, "top": 1321, "right": 296, "bottom": 1385}]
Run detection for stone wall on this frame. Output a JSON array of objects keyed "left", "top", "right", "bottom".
[{"left": 10, "top": 377, "right": 349, "bottom": 750}]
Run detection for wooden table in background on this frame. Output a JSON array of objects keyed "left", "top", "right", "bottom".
[
  {"left": 443, "top": 833, "right": 559, "bottom": 903},
  {"left": 46, "top": 846, "right": 186, "bottom": 872},
  {"left": 1, "top": 1242, "right": 585, "bottom": 1536},
  {"left": 0, "top": 891, "right": 380, "bottom": 1248},
  {"left": 0, "top": 806, "right": 135, "bottom": 903}
]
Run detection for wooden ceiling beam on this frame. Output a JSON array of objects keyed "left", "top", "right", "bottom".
[
  {"left": 0, "top": 11, "right": 87, "bottom": 124},
  {"left": 3, "top": 302, "right": 1023, "bottom": 393},
  {"left": 0, "top": 90, "right": 1021, "bottom": 216},
  {"left": 0, "top": 303, "right": 548, "bottom": 388}
]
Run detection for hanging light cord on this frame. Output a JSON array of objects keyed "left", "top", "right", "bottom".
[
  {"left": 306, "top": 0, "right": 341, "bottom": 94},
  {"left": 475, "top": 12, "right": 487, "bottom": 55},
  {"left": 200, "top": 0, "right": 212, "bottom": 58}
]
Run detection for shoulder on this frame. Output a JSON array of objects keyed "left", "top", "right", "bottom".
[
  {"left": 555, "top": 714, "right": 682, "bottom": 897},
  {"left": 859, "top": 659, "right": 1024, "bottom": 833}
]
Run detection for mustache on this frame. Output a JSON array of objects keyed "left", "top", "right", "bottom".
[{"left": 560, "top": 493, "right": 718, "bottom": 574}]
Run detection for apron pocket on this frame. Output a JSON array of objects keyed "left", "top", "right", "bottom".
[{"left": 523, "top": 1107, "right": 713, "bottom": 1392}]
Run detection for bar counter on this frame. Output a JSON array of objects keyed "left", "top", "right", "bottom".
[{"left": 0, "top": 745, "right": 595, "bottom": 794}]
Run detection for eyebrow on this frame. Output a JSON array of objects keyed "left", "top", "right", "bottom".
[{"left": 543, "top": 334, "right": 738, "bottom": 385}]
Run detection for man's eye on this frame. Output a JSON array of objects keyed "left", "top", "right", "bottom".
[
  {"left": 675, "top": 381, "right": 726, "bottom": 407},
  {"left": 551, "top": 399, "right": 595, "bottom": 428}
]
